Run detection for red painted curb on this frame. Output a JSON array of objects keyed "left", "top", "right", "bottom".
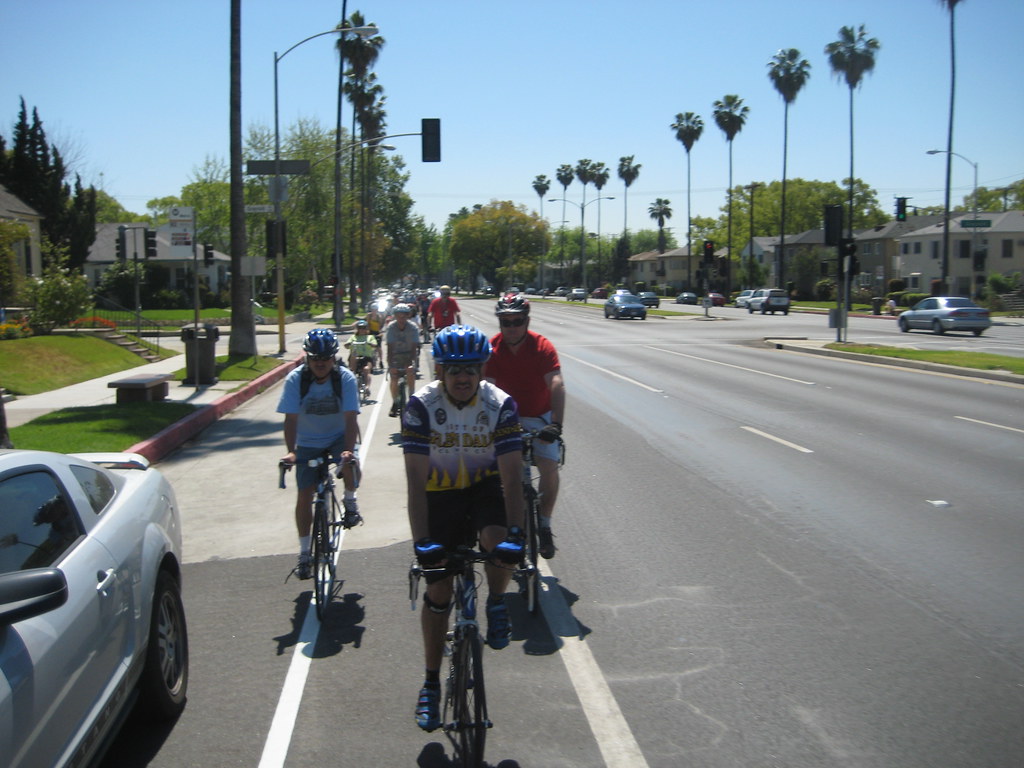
[{"left": 127, "top": 355, "right": 304, "bottom": 463}]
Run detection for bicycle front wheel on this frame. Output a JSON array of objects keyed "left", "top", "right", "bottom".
[
  {"left": 312, "top": 488, "right": 341, "bottom": 619},
  {"left": 450, "top": 625, "right": 488, "bottom": 767},
  {"left": 520, "top": 485, "right": 541, "bottom": 614}
]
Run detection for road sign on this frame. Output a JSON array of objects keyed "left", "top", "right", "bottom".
[
  {"left": 244, "top": 205, "right": 274, "bottom": 214},
  {"left": 245, "top": 159, "right": 310, "bottom": 175},
  {"left": 960, "top": 219, "right": 992, "bottom": 228}
]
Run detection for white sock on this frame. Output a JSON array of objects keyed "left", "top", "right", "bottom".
[
  {"left": 299, "top": 535, "right": 311, "bottom": 554},
  {"left": 540, "top": 516, "right": 552, "bottom": 529}
]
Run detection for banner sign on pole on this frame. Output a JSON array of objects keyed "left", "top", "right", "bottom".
[{"left": 168, "top": 206, "right": 195, "bottom": 259}]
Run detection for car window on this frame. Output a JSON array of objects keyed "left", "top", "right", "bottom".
[
  {"left": 945, "top": 298, "right": 973, "bottom": 308},
  {"left": 69, "top": 464, "right": 117, "bottom": 515},
  {"left": 0, "top": 471, "right": 82, "bottom": 574},
  {"left": 921, "top": 299, "right": 937, "bottom": 309}
]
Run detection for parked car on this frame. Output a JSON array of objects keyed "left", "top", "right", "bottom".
[
  {"left": 553, "top": 286, "right": 569, "bottom": 297},
  {"left": 898, "top": 296, "right": 991, "bottom": 336},
  {"left": 734, "top": 289, "right": 754, "bottom": 308},
  {"left": 0, "top": 450, "right": 189, "bottom": 768},
  {"left": 603, "top": 293, "right": 647, "bottom": 320},
  {"left": 675, "top": 291, "right": 698, "bottom": 304},
  {"left": 591, "top": 287, "right": 608, "bottom": 299},
  {"left": 748, "top": 288, "right": 790, "bottom": 315},
  {"left": 567, "top": 288, "right": 586, "bottom": 301},
  {"left": 636, "top": 291, "right": 661, "bottom": 308},
  {"left": 706, "top": 292, "right": 726, "bottom": 307}
]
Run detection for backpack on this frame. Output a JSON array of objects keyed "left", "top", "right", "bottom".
[{"left": 299, "top": 363, "right": 342, "bottom": 402}]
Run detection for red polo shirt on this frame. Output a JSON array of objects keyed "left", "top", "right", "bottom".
[{"left": 485, "top": 330, "right": 560, "bottom": 417}]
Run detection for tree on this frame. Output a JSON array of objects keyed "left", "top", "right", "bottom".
[
  {"left": 24, "top": 251, "right": 92, "bottom": 334},
  {"left": 448, "top": 201, "right": 548, "bottom": 289},
  {"left": 671, "top": 112, "right": 704, "bottom": 273},
  {"left": 0, "top": 219, "right": 30, "bottom": 308},
  {"left": 555, "top": 164, "right": 574, "bottom": 280},
  {"left": 648, "top": 198, "right": 672, "bottom": 254},
  {"left": 767, "top": 48, "right": 811, "bottom": 287},
  {"left": 531, "top": 174, "right": 550, "bottom": 287},
  {"left": 825, "top": 24, "right": 881, "bottom": 246},
  {"left": 574, "top": 160, "right": 594, "bottom": 283},
  {"left": 615, "top": 156, "right": 641, "bottom": 282},
  {"left": 937, "top": 0, "right": 965, "bottom": 290},
  {"left": 712, "top": 95, "right": 749, "bottom": 292},
  {"left": 229, "top": 0, "right": 256, "bottom": 355},
  {"left": 591, "top": 163, "right": 610, "bottom": 284}
]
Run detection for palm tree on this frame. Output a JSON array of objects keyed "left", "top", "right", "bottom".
[
  {"left": 575, "top": 159, "right": 594, "bottom": 285},
  {"left": 228, "top": 0, "right": 255, "bottom": 356},
  {"left": 591, "top": 163, "right": 610, "bottom": 284},
  {"left": 767, "top": 48, "right": 811, "bottom": 287},
  {"left": 825, "top": 25, "right": 880, "bottom": 247},
  {"left": 532, "top": 174, "right": 550, "bottom": 287},
  {"left": 713, "top": 95, "right": 749, "bottom": 293},
  {"left": 556, "top": 164, "right": 574, "bottom": 283},
  {"left": 671, "top": 112, "right": 703, "bottom": 288},
  {"left": 617, "top": 155, "right": 641, "bottom": 237},
  {"left": 937, "top": 0, "right": 965, "bottom": 290},
  {"left": 648, "top": 198, "right": 672, "bottom": 254}
]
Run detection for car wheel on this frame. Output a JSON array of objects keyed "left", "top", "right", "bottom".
[
  {"left": 898, "top": 317, "right": 909, "bottom": 332},
  {"left": 138, "top": 570, "right": 189, "bottom": 720},
  {"left": 761, "top": 307, "right": 767, "bottom": 314},
  {"left": 783, "top": 309, "right": 789, "bottom": 315},
  {"left": 748, "top": 306, "right": 753, "bottom": 314},
  {"left": 932, "top": 319, "right": 945, "bottom": 335},
  {"left": 973, "top": 329, "right": 985, "bottom": 336},
  {"left": 604, "top": 310, "right": 610, "bottom": 318}
]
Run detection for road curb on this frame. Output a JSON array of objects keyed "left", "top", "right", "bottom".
[
  {"left": 126, "top": 354, "right": 304, "bottom": 463},
  {"left": 767, "top": 339, "right": 1024, "bottom": 385}
]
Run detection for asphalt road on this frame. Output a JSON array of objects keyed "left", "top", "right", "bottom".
[{"left": 101, "top": 301, "right": 1024, "bottom": 767}]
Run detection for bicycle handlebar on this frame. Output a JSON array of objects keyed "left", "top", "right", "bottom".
[{"left": 278, "top": 453, "right": 358, "bottom": 489}]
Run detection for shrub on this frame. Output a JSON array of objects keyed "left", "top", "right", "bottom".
[
  {"left": 815, "top": 279, "right": 834, "bottom": 301},
  {"left": 23, "top": 259, "right": 93, "bottom": 334}
]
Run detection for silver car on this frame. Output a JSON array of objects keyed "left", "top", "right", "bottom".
[
  {"left": 0, "top": 450, "right": 188, "bottom": 768},
  {"left": 898, "top": 296, "right": 991, "bottom": 336}
]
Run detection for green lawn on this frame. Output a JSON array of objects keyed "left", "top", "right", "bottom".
[
  {"left": 0, "top": 335, "right": 148, "bottom": 395},
  {"left": 10, "top": 402, "right": 199, "bottom": 452},
  {"left": 826, "top": 344, "right": 1024, "bottom": 375}
]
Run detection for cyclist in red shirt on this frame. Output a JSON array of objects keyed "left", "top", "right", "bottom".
[
  {"left": 484, "top": 294, "right": 565, "bottom": 558},
  {"left": 426, "top": 285, "right": 461, "bottom": 333}
]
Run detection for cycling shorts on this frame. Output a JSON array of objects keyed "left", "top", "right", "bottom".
[
  {"left": 294, "top": 436, "right": 348, "bottom": 490},
  {"left": 423, "top": 475, "right": 506, "bottom": 583},
  {"left": 389, "top": 353, "right": 416, "bottom": 370},
  {"left": 521, "top": 414, "right": 562, "bottom": 463}
]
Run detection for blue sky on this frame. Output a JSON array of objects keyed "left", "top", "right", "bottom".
[{"left": 3, "top": 0, "right": 1022, "bottom": 238}]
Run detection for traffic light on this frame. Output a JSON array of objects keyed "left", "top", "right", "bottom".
[
  {"left": 203, "top": 243, "right": 214, "bottom": 267},
  {"left": 115, "top": 225, "right": 127, "bottom": 261},
  {"left": 266, "top": 219, "right": 287, "bottom": 258},
  {"left": 703, "top": 240, "right": 715, "bottom": 263},
  {"left": 844, "top": 239, "right": 859, "bottom": 276},
  {"left": 421, "top": 118, "right": 441, "bottom": 162},
  {"left": 895, "top": 197, "right": 908, "bottom": 222},
  {"left": 717, "top": 257, "right": 729, "bottom": 278},
  {"left": 824, "top": 204, "right": 843, "bottom": 246},
  {"left": 144, "top": 228, "right": 158, "bottom": 258}
]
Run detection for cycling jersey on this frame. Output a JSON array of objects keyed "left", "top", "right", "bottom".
[
  {"left": 345, "top": 334, "right": 378, "bottom": 358},
  {"left": 403, "top": 380, "right": 522, "bottom": 492}
]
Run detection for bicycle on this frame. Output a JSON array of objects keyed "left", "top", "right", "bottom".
[
  {"left": 410, "top": 546, "right": 500, "bottom": 767},
  {"left": 514, "top": 430, "right": 565, "bottom": 614},
  {"left": 280, "top": 451, "right": 359, "bottom": 620}
]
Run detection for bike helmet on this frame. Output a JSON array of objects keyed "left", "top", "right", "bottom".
[
  {"left": 432, "top": 325, "right": 491, "bottom": 364},
  {"left": 393, "top": 303, "right": 412, "bottom": 315},
  {"left": 355, "top": 319, "right": 368, "bottom": 329},
  {"left": 495, "top": 293, "right": 530, "bottom": 315},
  {"left": 303, "top": 328, "right": 339, "bottom": 357},
  {"left": 439, "top": 285, "right": 452, "bottom": 296}
]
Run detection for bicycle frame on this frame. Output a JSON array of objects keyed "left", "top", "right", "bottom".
[{"left": 516, "top": 431, "right": 564, "bottom": 614}]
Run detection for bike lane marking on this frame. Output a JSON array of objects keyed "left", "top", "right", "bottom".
[
  {"left": 538, "top": 559, "right": 650, "bottom": 768},
  {"left": 258, "top": 377, "right": 386, "bottom": 768}
]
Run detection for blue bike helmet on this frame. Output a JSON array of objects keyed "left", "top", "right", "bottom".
[
  {"left": 432, "top": 325, "right": 491, "bottom": 364},
  {"left": 303, "top": 328, "right": 339, "bottom": 357}
]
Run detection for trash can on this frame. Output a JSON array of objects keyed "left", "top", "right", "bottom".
[
  {"left": 871, "top": 297, "right": 883, "bottom": 315},
  {"left": 181, "top": 324, "right": 219, "bottom": 385}
]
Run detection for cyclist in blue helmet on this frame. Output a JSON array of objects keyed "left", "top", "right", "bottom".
[
  {"left": 277, "top": 328, "right": 361, "bottom": 580},
  {"left": 402, "top": 325, "right": 525, "bottom": 731}
]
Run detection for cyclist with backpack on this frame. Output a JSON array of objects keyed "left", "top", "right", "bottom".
[
  {"left": 402, "top": 325, "right": 525, "bottom": 731},
  {"left": 277, "top": 328, "right": 362, "bottom": 580}
]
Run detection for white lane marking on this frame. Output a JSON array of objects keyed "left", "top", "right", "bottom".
[
  {"left": 258, "top": 379, "right": 385, "bottom": 768},
  {"left": 740, "top": 426, "right": 814, "bottom": 453},
  {"left": 538, "top": 559, "right": 650, "bottom": 768},
  {"left": 646, "top": 346, "right": 816, "bottom": 385},
  {"left": 954, "top": 415, "right": 1024, "bottom": 435},
  {"left": 561, "top": 352, "right": 664, "bottom": 393}
]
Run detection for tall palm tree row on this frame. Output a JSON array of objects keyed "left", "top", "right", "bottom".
[
  {"left": 712, "top": 95, "right": 750, "bottom": 293},
  {"left": 532, "top": 174, "right": 549, "bottom": 286},
  {"left": 767, "top": 48, "right": 811, "bottom": 287},
  {"left": 938, "top": 0, "right": 965, "bottom": 289},
  {"left": 825, "top": 25, "right": 880, "bottom": 245},
  {"left": 575, "top": 159, "right": 594, "bottom": 284},
  {"left": 670, "top": 112, "right": 703, "bottom": 287},
  {"left": 555, "top": 164, "right": 574, "bottom": 278},
  {"left": 591, "top": 162, "right": 610, "bottom": 284},
  {"left": 617, "top": 155, "right": 641, "bottom": 238},
  {"left": 648, "top": 198, "right": 672, "bottom": 254}
]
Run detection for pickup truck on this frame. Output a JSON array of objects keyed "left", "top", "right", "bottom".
[{"left": 747, "top": 288, "right": 790, "bottom": 315}]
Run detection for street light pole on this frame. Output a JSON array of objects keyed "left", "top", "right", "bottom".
[
  {"left": 927, "top": 149, "right": 978, "bottom": 295},
  {"left": 273, "top": 23, "right": 377, "bottom": 353},
  {"left": 549, "top": 196, "right": 613, "bottom": 302}
]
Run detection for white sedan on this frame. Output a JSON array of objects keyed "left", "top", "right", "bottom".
[{"left": 0, "top": 450, "right": 188, "bottom": 768}]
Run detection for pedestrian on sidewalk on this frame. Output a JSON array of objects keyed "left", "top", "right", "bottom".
[
  {"left": 277, "top": 328, "right": 362, "bottom": 580},
  {"left": 484, "top": 293, "right": 566, "bottom": 559}
]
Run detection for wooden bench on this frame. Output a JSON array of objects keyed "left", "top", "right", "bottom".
[{"left": 107, "top": 373, "right": 174, "bottom": 404}]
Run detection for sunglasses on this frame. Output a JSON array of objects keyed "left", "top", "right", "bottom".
[
  {"left": 443, "top": 364, "right": 482, "bottom": 376},
  {"left": 307, "top": 354, "right": 335, "bottom": 362},
  {"left": 499, "top": 317, "right": 527, "bottom": 328}
]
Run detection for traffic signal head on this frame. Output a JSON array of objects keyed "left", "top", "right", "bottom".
[
  {"left": 203, "top": 243, "right": 214, "bottom": 266},
  {"left": 824, "top": 204, "right": 843, "bottom": 246},
  {"left": 421, "top": 118, "right": 441, "bottom": 162},
  {"left": 895, "top": 197, "right": 908, "bottom": 222},
  {"left": 144, "top": 228, "right": 158, "bottom": 258},
  {"left": 116, "top": 225, "right": 127, "bottom": 261},
  {"left": 703, "top": 240, "right": 715, "bottom": 262}
]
